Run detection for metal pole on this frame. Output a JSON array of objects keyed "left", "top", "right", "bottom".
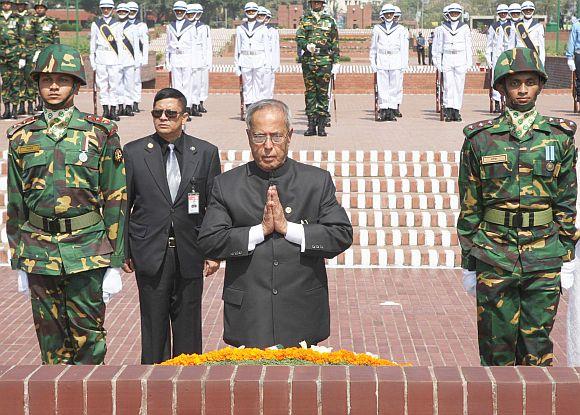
[
  {"left": 66, "top": 0, "right": 70, "bottom": 24},
  {"left": 556, "top": 0, "right": 560, "bottom": 53},
  {"left": 75, "top": 0, "right": 80, "bottom": 44}
]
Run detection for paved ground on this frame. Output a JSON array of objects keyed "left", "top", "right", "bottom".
[
  {"left": 0, "top": 92, "right": 575, "bottom": 153},
  {"left": 0, "top": 268, "right": 570, "bottom": 366}
]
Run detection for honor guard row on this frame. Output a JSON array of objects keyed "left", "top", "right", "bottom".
[
  {"left": 165, "top": 1, "right": 212, "bottom": 118},
  {"left": 90, "top": 0, "right": 149, "bottom": 121},
  {"left": 0, "top": 0, "right": 59, "bottom": 120}
]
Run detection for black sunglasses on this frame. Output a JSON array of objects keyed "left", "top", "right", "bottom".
[{"left": 151, "top": 109, "right": 183, "bottom": 119}]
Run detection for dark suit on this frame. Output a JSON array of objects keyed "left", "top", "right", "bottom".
[
  {"left": 124, "top": 132, "right": 221, "bottom": 363},
  {"left": 198, "top": 158, "right": 353, "bottom": 348}
]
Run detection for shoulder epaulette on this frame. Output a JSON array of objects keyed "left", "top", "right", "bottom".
[
  {"left": 463, "top": 119, "right": 495, "bottom": 139},
  {"left": 7, "top": 115, "right": 39, "bottom": 139},
  {"left": 85, "top": 114, "right": 118, "bottom": 136},
  {"left": 545, "top": 116, "right": 577, "bottom": 136}
]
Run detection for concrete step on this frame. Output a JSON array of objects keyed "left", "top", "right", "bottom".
[
  {"left": 346, "top": 209, "right": 459, "bottom": 228},
  {"left": 333, "top": 178, "right": 457, "bottom": 194},
  {"left": 329, "top": 246, "right": 460, "bottom": 267},
  {"left": 338, "top": 193, "right": 459, "bottom": 209},
  {"left": 351, "top": 227, "right": 457, "bottom": 247}
]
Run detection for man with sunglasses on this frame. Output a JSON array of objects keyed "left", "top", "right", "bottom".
[
  {"left": 198, "top": 99, "right": 352, "bottom": 348},
  {"left": 123, "top": 88, "right": 221, "bottom": 364}
]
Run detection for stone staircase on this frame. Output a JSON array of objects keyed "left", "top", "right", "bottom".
[{"left": 0, "top": 149, "right": 462, "bottom": 269}]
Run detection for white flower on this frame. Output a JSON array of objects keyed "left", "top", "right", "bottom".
[
  {"left": 237, "top": 345, "right": 246, "bottom": 349},
  {"left": 365, "top": 352, "right": 379, "bottom": 359},
  {"left": 311, "top": 345, "right": 333, "bottom": 354},
  {"left": 299, "top": 340, "right": 308, "bottom": 349}
]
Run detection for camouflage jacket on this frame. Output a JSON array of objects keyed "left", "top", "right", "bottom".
[
  {"left": 32, "top": 15, "right": 59, "bottom": 49},
  {"left": 18, "top": 11, "right": 36, "bottom": 56},
  {"left": 295, "top": 10, "right": 339, "bottom": 65},
  {"left": 6, "top": 108, "right": 126, "bottom": 276},
  {"left": 0, "top": 11, "right": 24, "bottom": 63},
  {"left": 458, "top": 113, "right": 578, "bottom": 273}
]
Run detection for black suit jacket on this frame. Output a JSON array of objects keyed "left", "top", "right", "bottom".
[
  {"left": 124, "top": 133, "right": 221, "bottom": 279},
  {"left": 198, "top": 158, "right": 353, "bottom": 348}
]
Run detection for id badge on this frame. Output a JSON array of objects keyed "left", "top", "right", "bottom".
[{"left": 188, "top": 193, "right": 200, "bottom": 214}]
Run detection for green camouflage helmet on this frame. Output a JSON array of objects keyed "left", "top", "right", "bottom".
[
  {"left": 31, "top": 45, "right": 87, "bottom": 85},
  {"left": 493, "top": 47, "right": 547, "bottom": 89},
  {"left": 34, "top": 0, "right": 48, "bottom": 7}
]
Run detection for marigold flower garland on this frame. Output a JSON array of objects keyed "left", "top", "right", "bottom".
[{"left": 161, "top": 345, "right": 409, "bottom": 367}]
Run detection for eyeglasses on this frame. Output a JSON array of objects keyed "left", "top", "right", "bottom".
[
  {"left": 250, "top": 132, "right": 288, "bottom": 144},
  {"left": 151, "top": 109, "right": 183, "bottom": 119}
]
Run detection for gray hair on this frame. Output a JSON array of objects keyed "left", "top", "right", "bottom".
[{"left": 245, "top": 99, "right": 292, "bottom": 133}]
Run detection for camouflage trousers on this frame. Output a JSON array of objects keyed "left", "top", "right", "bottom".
[
  {"left": 476, "top": 260, "right": 560, "bottom": 366},
  {"left": 28, "top": 268, "right": 108, "bottom": 365},
  {"left": 301, "top": 62, "right": 332, "bottom": 118},
  {"left": 18, "top": 59, "right": 36, "bottom": 103},
  {"left": 0, "top": 62, "right": 20, "bottom": 105}
]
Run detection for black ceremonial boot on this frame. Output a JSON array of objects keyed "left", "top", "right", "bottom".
[
  {"left": 110, "top": 106, "right": 120, "bottom": 121},
  {"left": 103, "top": 105, "right": 110, "bottom": 119},
  {"left": 125, "top": 104, "right": 134, "bottom": 116},
  {"left": 304, "top": 116, "right": 317, "bottom": 136},
  {"left": 198, "top": 101, "right": 207, "bottom": 113},
  {"left": 317, "top": 116, "right": 328, "bottom": 137}
]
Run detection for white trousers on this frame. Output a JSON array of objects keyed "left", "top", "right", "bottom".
[
  {"left": 188, "top": 68, "right": 203, "bottom": 106},
  {"left": 171, "top": 67, "right": 193, "bottom": 107},
  {"left": 568, "top": 241, "right": 580, "bottom": 366},
  {"left": 241, "top": 67, "right": 267, "bottom": 105},
  {"left": 134, "top": 66, "right": 142, "bottom": 103},
  {"left": 120, "top": 66, "right": 136, "bottom": 106},
  {"left": 95, "top": 64, "right": 122, "bottom": 106},
  {"left": 443, "top": 67, "right": 467, "bottom": 110},
  {"left": 200, "top": 68, "right": 209, "bottom": 102},
  {"left": 377, "top": 69, "right": 402, "bottom": 109},
  {"left": 263, "top": 69, "right": 275, "bottom": 99},
  {"left": 490, "top": 66, "right": 501, "bottom": 102}
]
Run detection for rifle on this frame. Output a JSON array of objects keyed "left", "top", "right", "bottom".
[
  {"left": 373, "top": 72, "right": 379, "bottom": 121},
  {"left": 169, "top": 70, "right": 173, "bottom": 89},
  {"left": 239, "top": 74, "right": 245, "bottom": 121},
  {"left": 573, "top": 71, "right": 579, "bottom": 113},
  {"left": 438, "top": 71, "right": 444, "bottom": 121},
  {"left": 92, "top": 70, "right": 97, "bottom": 115},
  {"left": 331, "top": 74, "right": 337, "bottom": 124},
  {"left": 435, "top": 69, "right": 440, "bottom": 113},
  {"left": 488, "top": 68, "right": 494, "bottom": 114}
]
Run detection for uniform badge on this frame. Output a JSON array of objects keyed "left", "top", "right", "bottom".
[
  {"left": 481, "top": 154, "right": 508, "bottom": 165},
  {"left": 545, "top": 146, "right": 555, "bottom": 161},
  {"left": 114, "top": 148, "right": 123, "bottom": 164},
  {"left": 18, "top": 144, "right": 41, "bottom": 154},
  {"left": 78, "top": 151, "right": 88, "bottom": 163},
  {"left": 546, "top": 162, "right": 555, "bottom": 172},
  {"left": 285, "top": 206, "right": 292, "bottom": 214}
]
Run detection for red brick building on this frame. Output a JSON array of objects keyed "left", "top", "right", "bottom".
[
  {"left": 277, "top": 3, "right": 303, "bottom": 29},
  {"left": 345, "top": 2, "right": 372, "bottom": 29}
]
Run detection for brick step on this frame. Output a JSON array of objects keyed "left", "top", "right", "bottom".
[
  {"left": 350, "top": 227, "right": 457, "bottom": 247},
  {"left": 346, "top": 209, "right": 459, "bottom": 228},
  {"left": 333, "top": 177, "right": 457, "bottom": 194},
  {"left": 338, "top": 193, "right": 459, "bottom": 209},
  {"left": 219, "top": 149, "right": 461, "bottom": 163},
  {"left": 222, "top": 161, "right": 458, "bottom": 178},
  {"left": 329, "top": 246, "right": 460, "bottom": 267}
]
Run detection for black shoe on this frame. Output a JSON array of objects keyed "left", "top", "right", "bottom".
[
  {"left": 117, "top": 105, "right": 124, "bottom": 116},
  {"left": 444, "top": 108, "right": 452, "bottom": 122},
  {"left": 133, "top": 102, "right": 140, "bottom": 113},
  {"left": 198, "top": 101, "right": 207, "bottom": 113},
  {"left": 192, "top": 104, "right": 202, "bottom": 117},
  {"left": 304, "top": 116, "right": 317, "bottom": 136},
  {"left": 11, "top": 104, "right": 18, "bottom": 119},
  {"left": 103, "top": 105, "right": 110, "bottom": 119},
  {"left": 395, "top": 109, "right": 402, "bottom": 117},
  {"left": 378, "top": 109, "right": 387, "bottom": 122},
  {"left": 110, "top": 106, "right": 120, "bottom": 121},
  {"left": 17, "top": 102, "right": 25, "bottom": 115},
  {"left": 386, "top": 108, "right": 397, "bottom": 121},
  {"left": 27, "top": 101, "right": 34, "bottom": 115},
  {"left": 125, "top": 105, "right": 134, "bottom": 116},
  {"left": 317, "top": 116, "right": 327, "bottom": 137},
  {"left": 455, "top": 110, "right": 462, "bottom": 122}
]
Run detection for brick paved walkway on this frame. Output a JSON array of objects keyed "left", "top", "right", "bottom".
[{"left": 0, "top": 268, "right": 570, "bottom": 366}]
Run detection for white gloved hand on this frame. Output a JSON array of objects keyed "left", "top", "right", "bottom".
[
  {"left": 32, "top": 50, "right": 40, "bottom": 63},
  {"left": 568, "top": 58, "right": 576, "bottom": 72},
  {"left": 462, "top": 269, "right": 477, "bottom": 297},
  {"left": 561, "top": 260, "right": 577, "bottom": 290},
  {"left": 331, "top": 63, "right": 340, "bottom": 76},
  {"left": 306, "top": 43, "right": 316, "bottom": 54},
  {"left": 165, "top": 61, "right": 171, "bottom": 72},
  {"left": 102, "top": 267, "right": 123, "bottom": 303},
  {"left": 17, "top": 270, "right": 29, "bottom": 297},
  {"left": 235, "top": 67, "right": 242, "bottom": 77},
  {"left": 18, "top": 59, "right": 26, "bottom": 69}
]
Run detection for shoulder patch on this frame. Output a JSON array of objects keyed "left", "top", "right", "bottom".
[
  {"left": 463, "top": 119, "right": 495, "bottom": 139},
  {"left": 545, "top": 116, "right": 577, "bottom": 136},
  {"left": 85, "top": 114, "right": 118, "bottom": 136},
  {"left": 7, "top": 115, "right": 39, "bottom": 139}
]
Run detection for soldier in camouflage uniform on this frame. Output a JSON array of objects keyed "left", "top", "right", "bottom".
[
  {"left": 6, "top": 44, "right": 126, "bottom": 365},
  {"left": 458, "top": 48, "right": 578, "bottom": 366},
  {"left": 31, "top": 0, "right": 59, "bottom": 112},
  {"left": 0, "top": 0, "right": 25, "bottom": 119},
  {"left": 15, "top": 0, "right": 36, "bottom": 115},
  {"left": 295, "top": 0, "right": 339, "bottom": 137}
]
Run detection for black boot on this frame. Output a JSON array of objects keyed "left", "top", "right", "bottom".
[
  {"left": 395, "top": 106, "right": 402, "bottom": 117},
  {"left": 198, "top": 101, "right": 207, "bottom": 113},
  {"left": 11, "top": 104, "right": 18, "bottom": 119},
  {"left": 17, "top": 102, "right": 25, "bottom": 115},
  {"left": 133, "top": 102, "right": 140, "bottom": 113},
  {"left": 326, "top": 118, "right": 331, "bottom": 127},
  {"left": 444, "top": 108, "right": 452, "bottom": 122},
  {"left": 117, "top": 104, "right": 124, "bottom": 116},
  {"left": 317, "top": 116, "right": 327, "bottom": 137},
  {"left": 125, "top": 105, "right": 134, "bottom": 116},
  {"left": 2, "top": 104, "right": 11, "bottom": 119},
  {"left": 455, "top": 109, "right": 462, "bottom": 122},
  {"left": 304, "top": 116, "right": 317, "bottom": 136},
  {"left": 378, "top": 109, "right": 387, "bottom": 121},
  {"left": 27, "top": 101, "right": 34, "bottom": 115},
  {"left": 192, "top": 104, "right": 202, "bottom": 117},
  {"left": 110, "top": 106, "right": 120, "bottom": 121},
  {"left": 103, "top": 105, "right": 110, "bottom": 119}
]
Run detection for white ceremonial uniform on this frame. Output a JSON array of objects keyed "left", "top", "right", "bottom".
[
  {"left": 166, "top": 19, "right": 196, "bottom": 107},
  {"left": 90, "top": 16, "right": 123, "bottom": 107},
  {"left": 369, "top": 21, "right": 409, "bottom": 110},
  {"left": 198, "top": 20, "right": 212, "bottom": 103},
  {"left": 431, "top": 24, "right": 446, "bottom": 107},
  {"left": 118, "top": 20, "right": 141, "bottom": 106},
  {"left": 432, "top": 21, "right": 472, "bottom": 111},
  {"left": 234, "top": 20, "right": 272, "bottom": 105},
  {"left": 264, "top": 24, "right": 280, "bottom": 99},
  {"left": 486, "top": 21, "right": 507, "bottom": 102},
  {"left": 132, "top": 18, "right": 149, "bottom": 105},
  {"left": 507, "top": 18, "right": 545, "bottom": 64},
  {"left": 188, "top": 21, "right": 208, "bottom": 107}
]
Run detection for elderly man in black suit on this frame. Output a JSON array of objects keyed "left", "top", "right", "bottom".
[
  {"left": 123, "top": 88, "right": 221, "bottom": 364},
  {"left": 198, "top": 99, "right": 353, "bottom": 348}
]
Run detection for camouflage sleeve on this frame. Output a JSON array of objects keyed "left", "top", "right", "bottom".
[
  {"left": 17, "top": 19, "right": 26, "bottom": 59},
  {"left": 457, "top": 137, "right": 483, "bottom": 271},
  {"left": 554, "top": 135, "right": 578, "bottom": 261},
  {"left": 99, "top": 132, "right": 127, "bottom": 267},
  {"left": 6, "top": 144, "right": 27, "bottom": 270},
  {"left": 295, "top": 17, "right": 308, "bottom": 51},
  {"left": 330, "top": 19, "right": 340, "bottom": 63}
]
